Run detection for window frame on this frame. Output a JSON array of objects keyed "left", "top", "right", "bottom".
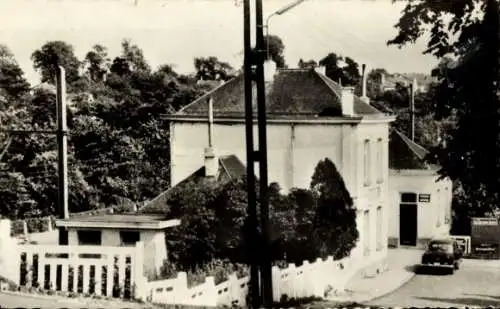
[
  {"left": 363, "top": 139, "right": 371, "bottom": 187},
  {"left": 120, "top": 230, "right": 141, "bottom": 247},
  {"left": 77, "top": 230, "right": 102, "bottom": 246}
]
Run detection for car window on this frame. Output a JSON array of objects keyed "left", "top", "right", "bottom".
[{"left": 429, "top": 242, "right": 453, "bottom": 253}]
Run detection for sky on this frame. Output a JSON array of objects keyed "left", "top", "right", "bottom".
[{"left": 0, "top": 0, "right": 438, "bottom": 85}]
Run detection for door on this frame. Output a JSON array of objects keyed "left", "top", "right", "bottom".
[{"left": 400, "top": 203, "right": 418, "bottom": 246}]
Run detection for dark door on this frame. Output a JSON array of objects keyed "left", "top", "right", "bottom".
[{"left": 400, "top": 203, "right": 418, "bottom": 246}]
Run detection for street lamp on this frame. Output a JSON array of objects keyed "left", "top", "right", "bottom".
[{"left": 265, "top": 0, "right": 306, "bottom": 60}]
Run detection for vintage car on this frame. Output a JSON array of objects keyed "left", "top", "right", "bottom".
[{"left": 420, "top": 238, "right": 463, "bottom": 273}]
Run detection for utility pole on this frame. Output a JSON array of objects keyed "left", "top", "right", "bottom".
[
  {"left": 243, "top": 0, "right": 273, "bottom": 307},
  {"left": 409, "top": 79, "right": 416, "bottom": 141},
  {"left": 56, "top": 66, "right": 69, "bottom": 245},
  {"left": 243, "top": 0, "right": 261, "bottom": 308},
  {"left": 254, "top": 0, "right": 273, "bottom": 306}
]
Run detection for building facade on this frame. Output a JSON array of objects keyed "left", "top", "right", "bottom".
[
  {"left": 387, "top": 130, "right": 453, "bottom": 248},
  {"left": 167, "top": 62, "right": 395, "bottom": 275}
]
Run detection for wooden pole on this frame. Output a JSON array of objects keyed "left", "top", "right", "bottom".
[{"left": 56, "top": 66, "right": 69, "bottom": 245}]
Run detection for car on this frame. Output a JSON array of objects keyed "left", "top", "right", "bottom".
[{"left": 420, "top": 237, "right": 464, "bottom": 273}]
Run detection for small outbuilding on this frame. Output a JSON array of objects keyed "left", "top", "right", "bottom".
[{"left": 387, "top": 129, "right": 452, "bottom": 248}]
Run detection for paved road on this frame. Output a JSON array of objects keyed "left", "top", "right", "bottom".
[
  {"left": 367, "top": 264, "right": 500, "bottom": 308},
  {"left": 0, "top": 292, "right": 155, "bottom": 308}
]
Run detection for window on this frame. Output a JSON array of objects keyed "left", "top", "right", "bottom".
[
  {"left": 363, "top": 139, "right": 371, "bottom": 186},
  {"left": 363, "top": 210, "right": 370, "bottom": 256},
  {"left": 77, "top": 230, "right": 102, "bottom": 246},
  {"left": 120, "top": 231, "right": 140, "bottom": 246},
  {"left": 376, "top": 206, "right": 383, "bottom": 251},
  {"left": 436, "top": 189, "right": 442, "bottom": 227},
  {"left": 376, "top": 138, "right": 383, "bottom": 184},
  {"left": 400, "top": 193, "right": 417, "bottom": 203}
]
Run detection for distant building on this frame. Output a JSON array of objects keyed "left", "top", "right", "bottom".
[{"left": 387, "top": 129, "right": 452, "bottom": 249}]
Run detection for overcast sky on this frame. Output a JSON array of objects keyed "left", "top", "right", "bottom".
[{"left": 0, "top": 0, "right": 438, "bottom": 85}]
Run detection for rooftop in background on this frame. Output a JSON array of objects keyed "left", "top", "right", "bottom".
[
  {"left": 138, "top": 154, "right": 247, "bottom": 215},
  {"left": 169, "top": 68, "right": 384, "bottom": 120},
  {"left": 389, "top": 129, "right": 437, "bottom": 171}
]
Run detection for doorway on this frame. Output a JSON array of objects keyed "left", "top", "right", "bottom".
[{"left": 400, "top": 192, "right": 418, "bottom": 246}]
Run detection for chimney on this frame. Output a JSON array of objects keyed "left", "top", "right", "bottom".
[
  {"left": 361, "top": 64, "right": 370, "bottom": 104},
  {"left": 264, "top": 60, "right": 277, "bottom": 83},
  {"left": 314, "top": 65, "right": 326, "bottom": 76},
  {"left": 341, "top": 86, "right": 355, "bottom": 117},
  {"left": 204, "top": 97, "right": 218, "bottom": 177}
]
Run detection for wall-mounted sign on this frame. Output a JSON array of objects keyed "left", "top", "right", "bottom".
[
  {"left": 418, "top": 194, "right": 431, "bottom": 203},
  {"left": 472, "top": 217, "right": 498, "bottom": 226}
]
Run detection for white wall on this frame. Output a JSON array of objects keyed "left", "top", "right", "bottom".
[
  {"left": 171, "top": 119, "right": 391, "bottom": 274},
  {"left": 67, "top": 227, "right": 167, "bottom": 277},
  {"left": 388, "top": 171, "right": 453, "bottom": 243},
  {"left": 171, "top": 122, "right": 345, "bottom": 193}
]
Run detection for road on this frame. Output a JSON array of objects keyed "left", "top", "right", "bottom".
[
  {"left": 367, "top": 264, "right": 500, "bottom": 308},
  {"left": 0, "top": 292, "right": 156, "bottom": 308}
]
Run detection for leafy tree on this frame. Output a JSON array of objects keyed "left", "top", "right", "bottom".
[
  {"left": 194, "top": 56, "right": 236, "bottom": 82},
  {"left": 389, "top": 0, "right": 500, "bottom": 216},
  {"left": 0, "top": 45, "right": 30, "bottom": 100},
  {"left": 319, "top": 53, "right": 360, "bottom": 87},
  {"left": 310, "top": 158, "right": 358, "bottom": 259},
  {"left": 84, "top": 44, "right": 111, "bottom": 83},
  {"left": 31, "top": 41, "right": 82, "bottom": 86},
  {"left": 264, "top": 35, "right": 286, "bottom": 68}
]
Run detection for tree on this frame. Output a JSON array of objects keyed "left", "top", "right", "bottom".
[
  {"left": 310, "top": 158, "right": 358, "bottom": 259},
  {"left": 389, "top": 0, "right": 500, "bottom": 215},
  {"left": 264, "top": 35, "right": 286, "bottom": 68},
  {"left": 298, "top": 59, "right": 317, "bottom": 69},
  {"left": 0, "top": 45, "right": 30, "bottom": 100},
  {"left": 84, "top": 44, "right": 111, "bottom": 83},
  {"left": 194, "top": 57, "right": 236, "bottom": 82},
  {"left": 31, "top": 41, "right": 82, "bottom": 86},
  {"left": 319, "top": 53, "right": 360, "bottom": 87}
]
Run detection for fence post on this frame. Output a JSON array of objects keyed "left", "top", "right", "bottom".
[
  {"left": 0, "top": 219, "right": 20, "bottom": 285},
  {"left": 204, "top": 276, "right": 217, "bottom": 307},
  {"left": 271, "top": 266, "right": 280, "bottom": 302},
  {"left": 133, "top": 241, "right": 146, "bottom": 301},
  {"left": 46, "top": 217, "right": 52, "bottom": 232},
  {"left": 175, "top": 271, "right": 188, "bottom": 305}
]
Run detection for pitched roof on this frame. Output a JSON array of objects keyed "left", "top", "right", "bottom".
[
  {"left": 389, "top": 129, "right": 433, "bottom": 170},
  {"left": 138, "top": 154, "right": 246, "bottom": 215},
  {"left": 173, "top": 68, "right": 384, "bottom": 119}
]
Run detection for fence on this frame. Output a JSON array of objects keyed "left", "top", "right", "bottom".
[
  {"left": 0, "top": 219, "right": 147, "bottom": 301},
  {"left": 146, "top": 255, "right": 356, "bottom": 307}
]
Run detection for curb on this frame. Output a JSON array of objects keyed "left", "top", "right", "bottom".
[
  {"left": 462, "top": 259, "right": 500, "bottom": 269},
  {"left": 356, "top": 271, "right": 416, "bottom": 304}
]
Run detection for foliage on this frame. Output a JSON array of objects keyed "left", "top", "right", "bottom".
[
  {"left": 264, "top": 35, "right": 286, "bottom": 68},
  {"left": 318, "top": 53, "right": 360, "bottom": 87},
  {"left": 389, "top": 0, "right": 500, "bottom": 216},
  {"left": 0, "top": 45, "right": 30, "bottom": 100},
  {"left": 194, "top": 56, "right": 236, "bottom": 82},
  {"left": 31, "top": 41, "right": 83, "bottom": 87}
]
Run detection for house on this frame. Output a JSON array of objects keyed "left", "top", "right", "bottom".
[
  {"left": 55, "top": 213, "right": 180, "bottom": 277},
  {"left": 387, "top": 129, "right": 452, "bottom": 249},
  {"left": 166, "top": 61, "right": 395, "bottom": 277}
]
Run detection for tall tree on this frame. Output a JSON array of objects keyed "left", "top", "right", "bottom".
[
  {"left": 110, "top": 39, "right": 150, "bottom": 76},
  {"left": 194, "top": 56, "right": 236, "bottom": 82},
  {"left": 264, "top": 35, "right": 286, "bottom": 68},
  {"left": 84, "top": 44, "right": 111, "bottom": 83},
  {"left": 31, "top": 41, "right": 82, "bottom": 86},
  {"left": 0, "top": 45, "right": 30, "bottom": 100},
  {"left": 319, "top": 53, "right": 360, "bottom": 87},
  {"left": 389, "top": 0, "right": 500, "bottom": 215}
]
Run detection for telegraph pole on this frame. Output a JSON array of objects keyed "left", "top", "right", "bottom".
[
  {"left": 254, "top": 0, "right": 273, "bottom": 306},
  {"left": 409, "top": 79, "right": 415, "bottom": 141},
  {"left": 243, "top": 0, "right": 261, "bottom": 308},
  {"left": 56, "top": 66, "right": 69, "bottom": 245}
]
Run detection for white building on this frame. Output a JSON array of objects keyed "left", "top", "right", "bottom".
[
  {"left": 166, "top": 61, "right": 395, "bottom": 276},
  {"left": 387, "top": 129, "right": 453, "bottom": 248}
]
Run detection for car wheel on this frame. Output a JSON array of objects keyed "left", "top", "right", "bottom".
[
  {"left": 454, "top": 261, "right": 460, "bottom": 270},
  {"left": 449, "top": 267, "right": 455, "bottom": 274}
]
